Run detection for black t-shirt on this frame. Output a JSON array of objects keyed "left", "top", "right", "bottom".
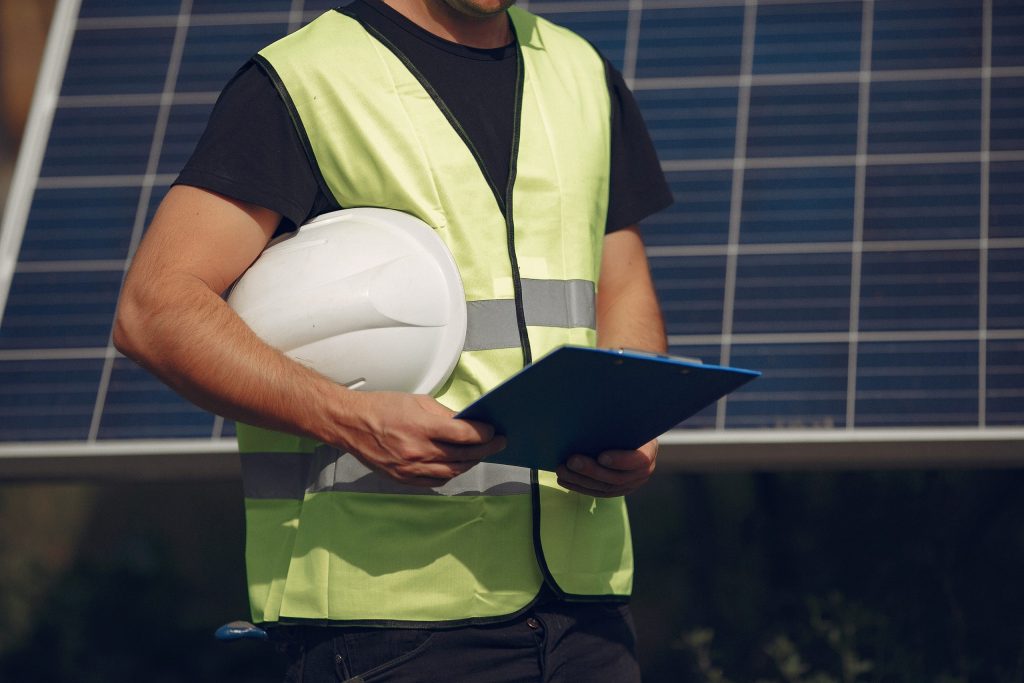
[{"left": 176, "top": 0, "right": 673, "bottom": 235}]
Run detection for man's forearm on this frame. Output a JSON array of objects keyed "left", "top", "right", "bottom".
[
  {"left": 114, "top": 271, "right": 351, "bottom": 443},
  {"left": 595, "top": 227, "right": 667, "bottom": 354},
  {"left": 596, "top": 283, "right": 667, "bottom": 354}
]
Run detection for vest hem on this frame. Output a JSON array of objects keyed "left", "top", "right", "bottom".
[
  {"left": 258, "top": 593, "right": 543, "bottom": 631},
  {"left": 256, "top": 587, "right": 630, "bottom": 633},
  {"left": 529, "top": 469, "right": 633, "bottom": 602}
]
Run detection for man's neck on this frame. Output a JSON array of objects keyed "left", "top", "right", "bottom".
[{"left": 380, "top": 0, "right": 513, "bottom": 49}]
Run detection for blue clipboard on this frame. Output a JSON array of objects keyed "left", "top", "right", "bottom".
[{"left": 456, "top": 345, "right": 760, "bottom": 471}]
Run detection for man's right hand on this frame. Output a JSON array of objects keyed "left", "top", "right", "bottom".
[{"left": 327, "top": 391, "right": 506, "bottom": 488}]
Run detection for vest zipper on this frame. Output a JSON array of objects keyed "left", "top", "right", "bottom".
[{"left": 355, "top": 17, "right": 533, "bottom": 367}]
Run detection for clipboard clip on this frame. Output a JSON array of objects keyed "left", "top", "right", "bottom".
[{"left": 613, "top": 347, "right": 703, "bottom": 365}]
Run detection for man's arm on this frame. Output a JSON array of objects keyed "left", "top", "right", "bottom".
[
  {"left": 114, "top": 185, "right": 503, "bottom": 487},
  {"left": 556, "top": 225, "right": 666, "bottom": 497}
]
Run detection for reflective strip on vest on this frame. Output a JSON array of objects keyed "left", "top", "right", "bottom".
[
  {"left": 465, "top": 279, "right": 595, "bottom": 351},
  {"left": 243, "top": 451, "right": 530, "bottom": 499}
]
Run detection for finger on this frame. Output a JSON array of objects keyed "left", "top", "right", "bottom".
[
  {"left": 417, "top": 398, "right": 458, "bottom": 418},
  {"left": 412, "top": 397, "right": 494, "bottom": 443},
  {"left": 564, "top": 454, "right": 648, "bottom": 487},
  {"left": 556, "top": 464, "right": 621, "bottom": 493},
  {"left": 435, "top": 435, "right": 507, "bottom": 461},
  {"left": 393, "top": 459, "right": 480, "bottom": 485},
  {"left": 555, "top": 468, "right": 625, "bottom": 498},
  {"left": 595, "top": 448, "right": 653, "bottom": 472},
  {"left": 434, "top": 417, "right": 496, "bottom": 445}
]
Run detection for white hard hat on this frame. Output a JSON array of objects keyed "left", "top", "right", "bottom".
[{"left": 227, "top": 208, "right": 466, "bottom": 395}]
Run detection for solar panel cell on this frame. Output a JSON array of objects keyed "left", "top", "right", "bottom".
[
  {"left": 0, "top": 271, "right": 123, "bottom": 350},
  {"left": 988, "top": 248, "right": 1024, "bottom": 330},
  {"left": 868, "top": 79, "right": 982, "bottom": 155},
  {"left": 855, "top": 340, "right": 978, "bottom": 427},
  {"left": 644, "top": 171, "right": 732, "bottom": 247},
  {"left": 741, "top": 166, "right": 855, "bottom": 244},
  {"left": 872, "top": 0, "right": 983, "bottom": 72},
  {"left": 97, "top": 357, "right": 217, "bottom": 439},
  {"left": 863, "top": 163, "right": 980, "bottom": 242},
  {"left": 859, "top": 250, "right": 980, "bottom": 332},
  {"left": 993, "top": 0, "right": 1024, "bottom": 68},
  {"left": 733, "top": 252, "right": 852, "bottom": 333},
  {"left": 542, "top": 10, "right": 628, "bottom": 72},
  {"left": 0, "top": 358, "right": 105, "bottom": 441},
  {"left": 636, "top": 5, "right": 745, "bottom": 79},
  {"left": 176, "top": 22, "right": 288, "bottom": 92},
  {"left": 746, "top": 83, "right": 860, "bottom": 158},
  {"left": 987, "top": 340, "right": 1024, "bottom": 426},
  {"left": 62, "top": 27, "right": 177, "bottom": 96},
  {"left": 19, "top": 187, "right": 139, "bottom": 262},
  {"left": 651, "top": 255, "right": 727, "bottom": 337},
  {"left": 753, "top": 1, "right": 862, "bottom": 75},
  {"left": 637, "top": 87, "right": 739, "bottom": 161},
  {"left": 191, "top": 0, "right": 293, "bottom": 13},
  {"left": 78, "top": 0, "right": 179, "bottom": 19},
  {"left": 727, "top": 343, "right": 849, "bottom": 429},
  {"left": 40, "top": 105, "right": 160, "bottom": 177},
  {"left": 990, "top": 76, "right": 1024, "bottom": 153},
  {"left": 989, "top": 161, "right": 1024, "bottom": 239}
]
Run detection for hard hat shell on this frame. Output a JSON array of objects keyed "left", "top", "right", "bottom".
[{"left": 227, "top": 208, "right": 467, "bottom": 395}]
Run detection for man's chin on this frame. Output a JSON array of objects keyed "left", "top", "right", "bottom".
[{"left": 441, "top": 0, "right": 517, "bottom": 19}]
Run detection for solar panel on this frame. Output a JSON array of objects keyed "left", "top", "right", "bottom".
[{"left": 1, "top": 0, "right": 1022, "bottom": 469}]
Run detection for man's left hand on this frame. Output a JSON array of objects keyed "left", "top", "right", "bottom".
[{"left": 555, "top": 439, "right": 658, "bottom": 497}]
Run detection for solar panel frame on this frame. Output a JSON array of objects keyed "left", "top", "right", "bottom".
[{"left": 1, "top": 0, "right": 1022, "bottom": 474}]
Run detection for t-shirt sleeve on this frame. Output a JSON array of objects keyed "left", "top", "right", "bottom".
[
  {"left": 605, "top": 60, "right": 675, "bottom": 233},
  {"left": 174, "top": 61, "right": 324, "bottom": 234}
]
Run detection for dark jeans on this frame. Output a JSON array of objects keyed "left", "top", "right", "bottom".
[{"left": 273, "top": 595, "right": 641, "bottom": 682}]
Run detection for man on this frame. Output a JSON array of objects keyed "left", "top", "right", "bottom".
[{"left": 114, "top": 0, "right": 672, "bottom": 679}]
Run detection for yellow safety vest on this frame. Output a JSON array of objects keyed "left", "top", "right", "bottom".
[{"left": 239, "top": 7, "right": 632, "bottom": 626}]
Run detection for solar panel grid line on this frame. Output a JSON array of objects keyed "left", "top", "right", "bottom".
[
  {"left": 659, "top": 149, "right": 1024, "bottom": 173},
  {"left": 978, "top": 0, "right": 993, "bottom": 426},
  {"left": 669, "top": 329, "right": 1024, "bottom": 348},
  {"left": 648, "top": 237, "right": 1024, "bottom": 258},
  {"left": 715, "top": 0, "right": 758, "bottom": 429},
  {"left": 632, "top": 65, "right": 1024, "bottom": 91},
  {"left": 622, "top": 0, "right": 644, "bottom": 87},
  {"left": 0, "top": 0, "right": 82, "bottom": 327},
  {"left": 35, "top": 174, "right": 179, "bottom": 189},
  {"left": 844, "top": 0, "right": 874, "bottom": 429},
  {"left": 15, "top": 259, "right": 125, "bottom": 273},
  {"left": 288, "top": 0, "right": 306, "bottom": 33},
  {"left": 212, "top": 413, "right": 225, "bottom": 439},
  {"left": 0, "top": 347, "right": 110, "bottom": 361},
  {"left": 57, "top": 91, "right": 220, "bottom": 108},
  {"left": 639, "top": 0, "right": 860, "bottom": 8},
  {"left": 86, "top": 0, "right": 194, "bottom": 443},
  {"left": 77, "top": 12, "right": 292, "bottom": 31},
  {"left": 716, "top": 0, "right": 757, "bottom": 428}
]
